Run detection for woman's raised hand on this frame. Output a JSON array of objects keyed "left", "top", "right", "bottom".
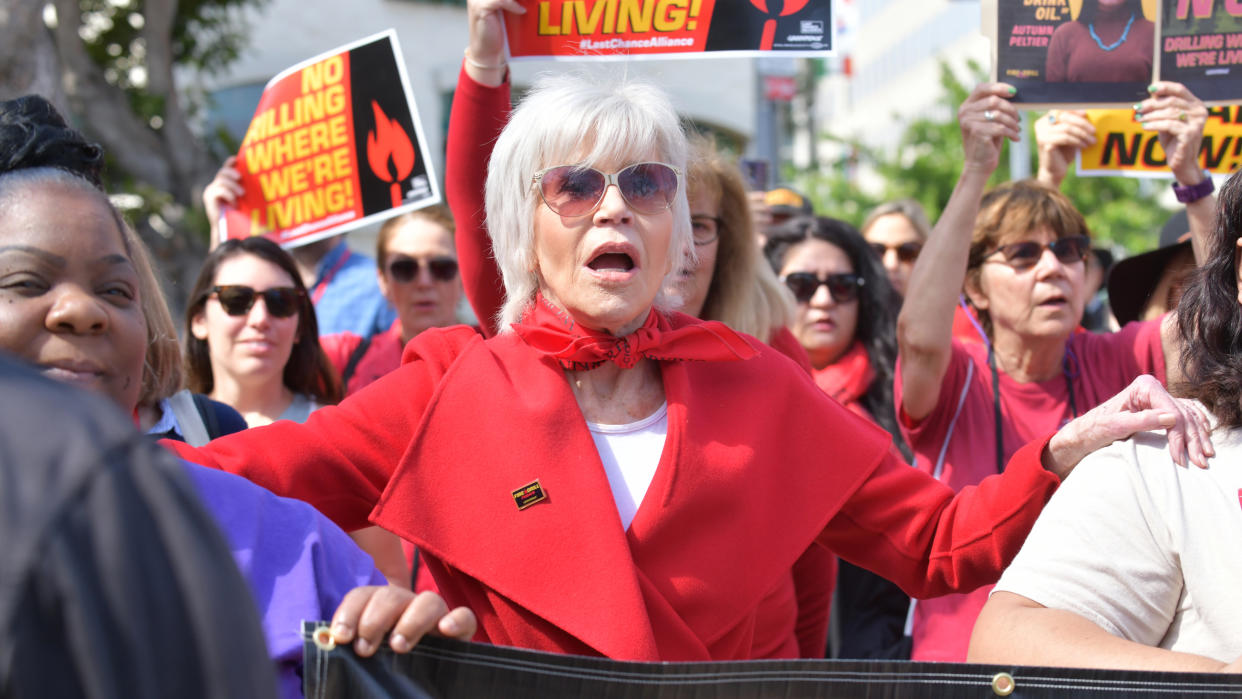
[
  {"left": 202, "top": 156, "right": 243, "bottom": 250},
  {"left": 466, "top": 0, "right": 525, "bottom": 86},
  {"left": 1034, "top": 109, "right": 1095, "bottom": 189},
  {"left": 1136, "top": 81, "right": 1209, "bottom": 187},
  {"left": 329, "top": 585, "right": 478, "bottom": 656},
  {"left": 1043, "top": 375, "right": 1214, "bottom": 479},
  {"left": 958, "top": 83, "right": 1021, "bottom": 177}
]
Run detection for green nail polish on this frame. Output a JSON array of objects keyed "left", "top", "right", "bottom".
[
  {"left": 1147, "top": 84, "right": 1158, "bottom": 93},
  {"left": 1007, "top": 86, "right": 1017, "bottom": 96},
  {"left": 1136, "top": 113, "right": 1145, "bottom": 121},
  {"left": 1132, "top": 103, "right": 1141, "bottom": 111}
]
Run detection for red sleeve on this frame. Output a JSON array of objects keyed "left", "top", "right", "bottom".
[
  {"left": 446, "top": 63, "right": 511, "bottom": 338},
  {"left": 818, "top": 436, "right": 1059, "bottom": 599},
  {"left": 164, "top": 326, "right": 483, "bottom": 531},
  {"left": 791, "top": 545, "right": 835, "bottom": 658},
  {"left": 319, "top": 331, "right": 363, "bottom": 377}
]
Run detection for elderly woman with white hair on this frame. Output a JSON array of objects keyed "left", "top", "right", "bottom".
[{"left": 171, "top": 69, "right": 1205, "bottom": 661}]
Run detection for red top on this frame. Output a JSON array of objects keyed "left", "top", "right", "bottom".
[
  {"left": 321, "top": 321, "right": 405, "bottom": 397},
  {"left": 170, "top": 315, "right": 1061, "bottom": 662},
  {"left": 895, "top": 319, "right": 1166, "bottom": 661},
  {"left": 1045, "top": 11, "right": 1155, "bottom": 83}
]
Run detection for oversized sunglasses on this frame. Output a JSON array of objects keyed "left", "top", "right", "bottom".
[
  {"left": 387, "top": 256, "right": 459, "bottom": 283},
  {"left": 869, "top": 241, "right": 923, "bottom": 264},
  {"left": 209, "top": 285, "right": 302, "bottom": 318},
  {"left": 782, "top": 272, "right": 865, "bottom": 304},
  {"left": 532, "top": 162, "right": 681, "bottom": 218},
  {"left": 983, "top": 235, "right": 1090, "bottom": 268}
]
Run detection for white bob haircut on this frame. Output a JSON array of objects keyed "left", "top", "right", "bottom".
[{"left": 485, "top": 72, "right": 693, "bottom": 331}]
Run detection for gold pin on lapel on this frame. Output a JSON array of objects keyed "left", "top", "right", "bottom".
[{"left": 511, "top": 479, "right": 548, "bottom": 510}]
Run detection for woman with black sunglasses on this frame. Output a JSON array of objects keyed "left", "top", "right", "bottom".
[
  {"left": 895, "top": 80, "right": 1214, "bottom": 664},
  {"left": 765, "top": 217, "right": 915, "bottom": 659},
  {"left": 321, "top": 206, "right": 467, "bottom": 397},
  {"left": 184, "top": 237, "right": 341, "bottom": 427},
  {"left": 185, "top": 240, "right": 417, "bottom": 588}
]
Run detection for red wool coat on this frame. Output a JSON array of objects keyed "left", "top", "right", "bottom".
[{"left": 171, "top": 319, "right": 1059, "bottom": 661}]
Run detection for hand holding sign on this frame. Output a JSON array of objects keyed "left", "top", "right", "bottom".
[
  {"left": 203, "top": 156, "right": 244, "bottom": 249},
  {"left": 1134, "top": 81, "right": 1209, "bottom": 187},
  {"left": 959, "top": 83, "right": 1022, "bottom": 177},
  {"left": 1035, "top": 109, "right": 1095, "bottom": 188},
  {"left": 466, "top": 0, "right": 524, "bottom": 86}
]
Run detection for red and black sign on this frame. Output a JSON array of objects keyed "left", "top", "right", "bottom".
[{"left": 224, "top": 30, "right": 439, "bottom": 248}]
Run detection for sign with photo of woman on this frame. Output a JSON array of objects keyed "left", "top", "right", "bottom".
[{"left": 991, "top": 0, "right": 1158, "bottom": 105}]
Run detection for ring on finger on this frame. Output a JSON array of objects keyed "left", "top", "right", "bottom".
[
  {"left": 1179, "top": 111, "right": 1188, "bottom": 122},
  {"left": 984, "top": 110, "right": 995, "bottom": 121}
]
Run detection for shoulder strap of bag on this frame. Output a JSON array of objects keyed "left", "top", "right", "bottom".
[
  {"left": 167, "top": 390, "right": 211, "bottom": 447},
  {"left": 340, "top": 334, "right": 374, "bottom": 387}
]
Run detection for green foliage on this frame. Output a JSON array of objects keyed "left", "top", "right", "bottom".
[
  {"left": 77, "top": 0, "right": 269, "bottom": 127},
  {"left": 797, "top": 59, "right": 1173, "bottom": 256}
]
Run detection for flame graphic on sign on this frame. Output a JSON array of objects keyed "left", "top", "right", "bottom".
[
  {"left": 749, "top": 0, "right": 812, "bottom": 50},
  {"left": 365, "top": 101, "right": 416, "bottom": 208}
]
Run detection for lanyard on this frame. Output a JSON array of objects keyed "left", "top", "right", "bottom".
[
  {"left": 989, "top": 347, "right": 1078, "bottom": 473},
  {"left": 310, "top": 247, "right": 351, "bottom": 306}
]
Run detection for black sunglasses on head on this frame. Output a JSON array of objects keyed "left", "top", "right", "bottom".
[
  {"left": 386, "top": 256, "right": 460, "bottom": 283},
  {"left": 782, "top": 272, "right": 865, "bottom": 304},
  {"left": 982, "top": 235, "right": 1090, "bottom": 268},
  {"left": 869, "top": 241, "right": 923, "bottom": 264},
  {"left": 209, "top": 285, "right": 302, "bottom": 318}
]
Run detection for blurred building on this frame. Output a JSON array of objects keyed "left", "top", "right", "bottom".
[{"left": 812, "top": 0, "right": 989, "bottom": 191}]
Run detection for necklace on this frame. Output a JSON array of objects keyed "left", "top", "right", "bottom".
[{"left": 1088, "top": 13, "right": 1135, "bottom": 52}]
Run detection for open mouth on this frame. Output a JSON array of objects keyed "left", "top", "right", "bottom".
[{"left": 587, "top": 252, "right": 635, "bottom": 272}]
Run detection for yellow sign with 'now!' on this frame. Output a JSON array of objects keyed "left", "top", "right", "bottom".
[{"left": 1077, "top": 106, "right": 1242, "bottom": 178}]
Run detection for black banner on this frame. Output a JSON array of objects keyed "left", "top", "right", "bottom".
[{"left": 302, "top": 623, "right": 1242, "bottom": 699}]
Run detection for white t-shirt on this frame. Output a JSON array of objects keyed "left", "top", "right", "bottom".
[
  {"left": 993, "top": 415, "right": 1242, "bottom": 663},
  {"left": 588, "top": 403, "right": 668, "bottom": 531}
]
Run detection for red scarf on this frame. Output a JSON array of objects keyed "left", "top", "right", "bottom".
[
  {"left": 511, "top": 295, "right": 757, "bottom": 370},
  {"left": 812, "top": 341, "right": 874, "bottom": 408}
]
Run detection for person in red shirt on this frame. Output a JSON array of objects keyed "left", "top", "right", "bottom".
[
  {"left": 321, "top": 206, "right": 465, "bottom": 397},
  {"left": 895, "top": 80, "right": 1215, "bottom": 662}
]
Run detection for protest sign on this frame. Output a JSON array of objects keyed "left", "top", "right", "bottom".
[
  {"left": 503, "top": 0, "right": 833, "bottom": 60},
  {"left": 1157, "top": 0, "right": 1242, "bottom": 102},
  {"left": 1077, "top": 104, "right": 1242, "bottom": 176},
  {"left": 991, "top": 0, "right": 1158, "bottom": 105},
  {"left": 223, "top": 30, "right": 439, "bottom": 248}
]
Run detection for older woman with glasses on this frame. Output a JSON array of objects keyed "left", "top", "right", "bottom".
[
  {"left": 895, "top": 80, "right": 1215, "bottom": 663},
  {"left": 321, "top": 206, "right": 466, "bottom": 396},
  {"left": 165, "top": 59, "right": 1217, "bottom": 663}
]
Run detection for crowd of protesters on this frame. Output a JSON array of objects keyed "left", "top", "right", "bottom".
[{"left": 3, "top": 0, "right": 1241, "bottom": 694}]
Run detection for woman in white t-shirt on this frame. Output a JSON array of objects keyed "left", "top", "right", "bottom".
[{"left": 968, "top": 169, "right": 1242, "bottom": 672}]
